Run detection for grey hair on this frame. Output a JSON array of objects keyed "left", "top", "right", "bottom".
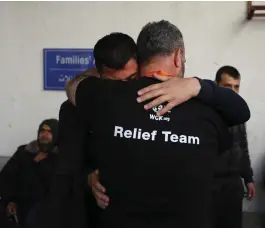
[{"left": 137, "top": 20, "right": 184, "bottom": 64}]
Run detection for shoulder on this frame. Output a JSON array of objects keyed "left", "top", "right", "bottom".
[
  {"left": 17, "top": 144, "right": 27, "bottom": 151},
  {"left": 24, "top": 141, "right": 38, "bottom": 154},
  {"left": 78, "top": 77, "right": 133, "bottom": 93},
  {"left": 59, "top": 100, "right": 77, "bottom": 119},
  {"left": 76, "top": 77, "right": 102, "bottom": 103},
  {"left": 60, "top": 100, "right": 74, "bottom": 111},
  {"left": 77, "top": 77, "right": 104, "bottom": 91},
  {"left": 76, "top": 77, "right": 130, "bottom": 106},
  {"left": 10, "top": 144, "right": 30, "bottom": 159}
]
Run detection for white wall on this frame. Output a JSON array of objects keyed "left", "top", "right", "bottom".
[{"left": 1, "top": 1, "right": 265, "bottom": 212}]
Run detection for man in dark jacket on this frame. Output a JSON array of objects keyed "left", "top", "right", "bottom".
[
  {"left": 0, "top": 119, "right": 59, "bottom": 227},
  {"left": 47, "top": 34, "right": 138, "bottom": 228},
  {"left": 212, "top": 66, "right": 255, "bottom": 228}
]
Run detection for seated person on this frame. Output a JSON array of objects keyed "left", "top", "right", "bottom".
[{"left": 0, "top": 119, "right": 59, "bottom": 227}]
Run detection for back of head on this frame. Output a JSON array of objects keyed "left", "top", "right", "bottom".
[
  {"left": 137, "top": 20, "right": 185, "bottom": 77},
  {"left": 94, "top": 32, "right": 137, "bottom": 74}
]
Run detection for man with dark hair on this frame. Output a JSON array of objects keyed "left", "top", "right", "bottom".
[
  {"left": 94, "top": 32, "right": 137, "bottom": 79},
  {"left": 66, "top": 20, "right": 250, "bottom": 228},
  {"left": 215, "top": 65, "right": 241, "bottom": 93},
  {"left": 211, "top": 66, "right": 255, "bottom": 228},
  {"left": 49, "top": 33, "right": 138, "bottom": 228},
  {"left": 0, "top": 119, "right": 59, "bottom": 228}
]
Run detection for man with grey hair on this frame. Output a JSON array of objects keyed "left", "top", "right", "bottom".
[
  {"left": 65, "top": 20, "right": 248, "bottom": 228},
  {"left": 136, "top": 20, "right": 186, "bottom": 78}
]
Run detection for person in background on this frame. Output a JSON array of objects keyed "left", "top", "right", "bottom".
[
  {"left": 0, "top": 119, "right": 59, "bottom": 228},
  {"left": 211, "top": 65, "right": 255, "bottom": 228}
]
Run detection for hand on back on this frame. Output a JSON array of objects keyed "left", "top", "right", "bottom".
[{"left": 137, "top": 74, "right": 201, "bottom": 115}]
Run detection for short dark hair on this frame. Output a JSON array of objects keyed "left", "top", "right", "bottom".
[
  {"left": 137, "top": 20, "right": 184, "bottom": 65},
  {"left": 94, "top": 32, "right": 136, "bottom": 73},
  {"left": 215, "top": 66, "right": 241, "bottom": 83}
]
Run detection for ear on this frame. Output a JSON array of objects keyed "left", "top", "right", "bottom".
[{"left": 173, "top": 49, "right": 182, "bottom": 69}]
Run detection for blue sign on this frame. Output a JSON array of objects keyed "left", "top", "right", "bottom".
[{"left": 43, "top": 48, "right": 95, "bottom": 90}]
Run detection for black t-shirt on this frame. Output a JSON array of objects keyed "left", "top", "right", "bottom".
[{"left": 76, "top": 77, "right": 230, "bottom": 228}]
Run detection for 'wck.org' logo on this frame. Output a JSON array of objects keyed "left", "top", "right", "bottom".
[{"left": 149, "top": 105, "right": 171, "bottom": 122}]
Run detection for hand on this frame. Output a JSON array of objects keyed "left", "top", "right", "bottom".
[
  {"left": 33, "top": 152, "right": 48, "bottom": 163},
  {"left": 6, "top": 202, "right": 17, "bottom": 216},
  {"left": 88, "top": 170, "right": 109, "bottom": 209},
  {"left": 137, "top": 75, "right": 201, "bottom": 116},
  {"left": 247, "top": 182, "right": 256, "bottom": 200}
]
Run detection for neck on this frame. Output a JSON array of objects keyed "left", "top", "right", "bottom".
[{"left": 140, "top": 58, "right": 177, "bottom": 77}]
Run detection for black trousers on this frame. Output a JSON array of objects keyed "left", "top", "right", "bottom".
[{"left": 211, "top": 176, "right": 244, "bottom": 228}]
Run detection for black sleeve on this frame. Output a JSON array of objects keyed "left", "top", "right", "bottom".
[
  {"left": 195, "top": 78, "right": 250, "bottom": 127},
  {"left": 240, "top": 124, "right": 254, "bottom": 183},
  {"left": 56, "top": 100, "right": 88, "bottom": 175},
  {"left": 50, "top": 100, "right": 90, "bottom": 198},
  {"left": 75, "top": 77, "right": 103, "bottom": 121}
]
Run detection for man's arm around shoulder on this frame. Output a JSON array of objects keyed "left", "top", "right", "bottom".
[
  {"left": 240, "top": 124, "right": 254, "bottom": 184},
  {"left": 136, "top": 76, "right": 250, "bottom": 127},
  {"left": 196, "top": 79, "right": 250, "bottom": 127}
]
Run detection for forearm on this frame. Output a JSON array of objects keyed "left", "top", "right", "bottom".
[
  {"left": 195, "top": 78, "right": 250, "bottom": 126},
  {"left": 241, "top": 146, "right": 253, "bottom": 183},
  {"left": 240, "top": 125, "right": 254, "bottom": 183},
  {"left": 241, "top": 165, "right": 253, "bottom": 184}
]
